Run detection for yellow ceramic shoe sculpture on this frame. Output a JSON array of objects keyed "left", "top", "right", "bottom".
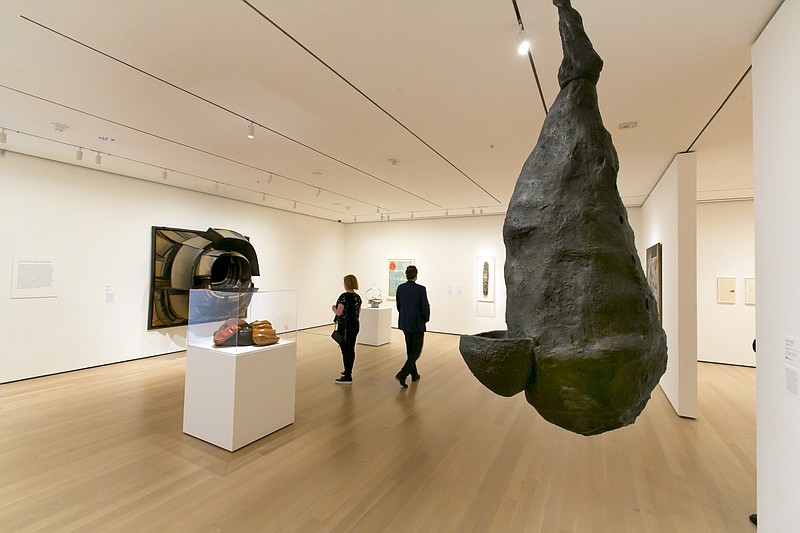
[{"left": 251, "top": 320, "right": 280, "bottom": 346}]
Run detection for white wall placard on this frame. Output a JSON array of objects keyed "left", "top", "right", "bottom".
[
  {"left": 476, "top": 301, "right": 495, "bottom": 318},
  {"left": 11, "top": 257, "right": 58, "bottom": 299},
  {"left": 785, "top": 336, "right": 799, "bottom": 369},
  {"left": 745, "top": 277, "right": 756, "bottom": 305}
]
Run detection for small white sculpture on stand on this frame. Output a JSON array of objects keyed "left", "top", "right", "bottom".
[{"left": 366, "top": 287, "right": 383, "bottom": 308}]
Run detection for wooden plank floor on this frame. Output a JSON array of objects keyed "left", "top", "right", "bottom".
[{"left": 0, "top": 327, "right": 756, "bottom": 532}]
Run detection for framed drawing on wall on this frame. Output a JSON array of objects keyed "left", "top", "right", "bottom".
[
  {"left": 477, "top": 256, "right": 495, "bottom": 302},
  {"left": 388, "top": 259, "right": 414, "bottom": 299},
  {"left": 646, "top": 243, "right": 662, "bottom": 323},
  {"left": 717, "top": 277, "right": 736, "bottom": 304}
]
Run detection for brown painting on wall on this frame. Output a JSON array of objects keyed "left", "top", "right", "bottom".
[
  {"left": 148, "top": 226, "right": 260, "bottom": 329},
  {"left": 646, "top": 243, "right": 662, "bottom": 324}
]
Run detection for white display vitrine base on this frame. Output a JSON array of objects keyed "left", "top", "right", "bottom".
[
  {"left": 358, "top": 306, "right": 392, "bottom": 346},
  {"left": 183, "top": 339, "right": 296, "bottom": 451}
]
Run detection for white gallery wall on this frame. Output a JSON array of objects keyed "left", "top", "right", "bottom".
[
  {"left": 696, "top": 200, "right": 755, "bottom": 366},
  {"left": 0, "top": 150, "right": 345, "bottom": 383},
  {"left": 343, "top": 215, "right": 508, "bottom": 336},
  {"left": 752, "top": 0, "right": 800, "bottom": 529},
  {"left": 639, "top": 153, "right": 698, "bottom": 418},
  {"left": 2, "top": 137, "right": 756, "bottom": 411}
]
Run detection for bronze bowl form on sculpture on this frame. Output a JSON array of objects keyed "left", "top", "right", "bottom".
[{"left": 459, "top": 0, "right": 667, "bottom": 436}]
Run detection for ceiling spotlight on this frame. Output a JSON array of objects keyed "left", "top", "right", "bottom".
[
  {"left": 267, "top": 173, "right": 274, "bottom": 183},
  {"left": 75, "top": 147, "right": 83, "bottom": 161},
  {"left": 51, "top": 122, "right": 68, "bottom": 132},
  {"left": 517, "top": 24, "right": 530, "bottom": 55},
  {"left": 472, "top": 208, "right": 476, "bottom": 215},
  {"left": 0, "top": 128, "right": 6, "bottom": 143},
  {"left": 161, "top": 168, "right": 168, "bottom": 180},
  {"left": 215, "top": 182, "right": 220, "bottom": 191},
  {"left": 387, "top": 214, "right": 391, "bottom": 221},
  {"left": 445, "top": 209, "right": 449, "bottom": 216},
  {"left": 95, "top": 152, "right": 102, "bottom": 164},
  {"left": 293, "top": 201, "right": 297, "bottom": 209},
  {"left": 315, "top": 188, "right": 322, "bottom": 197},
  {"left": 411, "top": 212, "right": 415, "bottom": 219},
  {"left": 480, "top": 207, "right": 484, "bottom": 215},
  {"left": 247, "top": 122, "right": 255, "bottom": 139}
]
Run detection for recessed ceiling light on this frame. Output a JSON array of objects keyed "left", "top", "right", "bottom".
[
  {"left": 517, "top": 26, "right": 530, "bottom": 55},
  {"left": 311, "top": 170, "right": 325, "bottom": 176},
  {"left": 98, "top": 135, "right": 115, "bottom": 142},
  {"left": 51, "top": 122, "right": 68, "bottom": 132},
  {"left": 618, "top": 121, "right": 638, "bottom": 130}
]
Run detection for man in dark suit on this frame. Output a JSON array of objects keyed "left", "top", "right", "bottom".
[{"left": 395, "top": 265, "right": 430, "bottom": 387}]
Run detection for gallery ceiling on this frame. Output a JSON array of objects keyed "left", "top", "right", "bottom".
[{"left": 0, "top": 0, "right": 782, "bottom": 223}]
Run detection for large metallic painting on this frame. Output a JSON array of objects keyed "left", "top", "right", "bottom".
[
  {"left": 459, "top": 0, "right": 667, "bottom": 436},
  {"left": 148, "top": 226, "right": 260, "bottom": 329}
]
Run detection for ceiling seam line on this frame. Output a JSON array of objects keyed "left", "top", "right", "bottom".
[
  {"left": 686, "top": 66, "right": 752, "bottom": 152},
  {"left": 7, "top": 128, "right": 348, "bottom": 216},
  {"left": 18, "top": 16, "right": 440, "bottom": 209},
  {"left": 512, "top": 0, "right": 549, "bottom": 115},
  {"left": 0, "top": 84, "right": 386, "bottom": 212},
  {"left": 238, "top": 0, "right": 500, "bottom": 204},
  {"left": 640, "top": 65, "right": 752, "bottom": 207}
]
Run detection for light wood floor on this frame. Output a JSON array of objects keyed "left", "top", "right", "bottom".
[{"left": 1, "top": 328, "right": 756, "bottom": 533}]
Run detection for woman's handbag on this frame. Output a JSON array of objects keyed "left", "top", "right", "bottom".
[{"left": 331, "top": 319, "right": 346, "bottom": 346}]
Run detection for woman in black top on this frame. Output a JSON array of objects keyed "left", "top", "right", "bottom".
[{"left": 331, "top": 274, "right": 362, "bottom": 383}]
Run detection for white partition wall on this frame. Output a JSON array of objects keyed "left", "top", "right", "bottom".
[
  {"left": 752, "top": 0, "right": 800, "bottom": 529},
  {"left": 640, "top": 153, "right": 698, "bottom": 418},
  {"left": 696, "top": 200, "right": 755, "bottom": 366}
]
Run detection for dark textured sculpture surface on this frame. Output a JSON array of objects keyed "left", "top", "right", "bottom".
[{"left": 459, "top": 0, "right": 667, "bottom": 436}]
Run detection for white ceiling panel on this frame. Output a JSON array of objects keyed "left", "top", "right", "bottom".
[{"left": 0, "top": 0, "right": 783, "bottom": 222}]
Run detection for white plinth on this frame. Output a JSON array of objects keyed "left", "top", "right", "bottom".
[
  {"left": 358, "top": 306, "right": 392, "bottom": 346},
  {"left": 183, "top": 339, "right": 296, "bottom": 451}
]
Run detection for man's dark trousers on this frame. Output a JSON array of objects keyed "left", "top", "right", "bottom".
[{"left": 400, "top": 331, "right": 424, "bottom": 378}]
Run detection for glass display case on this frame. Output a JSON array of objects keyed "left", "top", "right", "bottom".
[
  {"left": 183, "top": 288, "right": 298, "bottom": 451},
  {"left": 187, "top": 289, "right": 298, "bottom": 353}
]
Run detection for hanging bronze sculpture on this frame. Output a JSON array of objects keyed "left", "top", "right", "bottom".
[{"left": 459, "top": 0, "right": 667, "bottom": 436}]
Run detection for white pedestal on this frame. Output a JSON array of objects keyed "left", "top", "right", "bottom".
[
  {"left": 183, "top": 339, "right": 296, "bottom": 451},
  {"left": 358, "top": 306, "right": 392, "bottom": 346}
]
